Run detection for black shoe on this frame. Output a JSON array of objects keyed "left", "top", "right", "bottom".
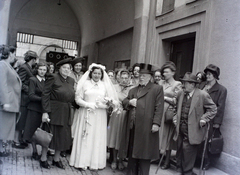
[
  {"left": 19, "top": 140, "right": 28, "bottom": 147},
  {"left": 52, "top": 160, "right": 65, "bottom": 169},
  {"left": 12, "top": 142, "right": 27, "bottom": 149},
  {"left": 40, "top": 160, "right": 50, "bottom": 169},
  {"left": 161, "top": 163, "right": 170, "bottom": 170},
  {"left": 32, "top": 152, "right": 40, "bottom": 160},
  {"left": 0, "top": 151, "right": 9, "bottom": 157},
  {"left": 60, "top": 151, "right": 66, "bottom": 157},
  {"left": 47, "top": 150, "right": 55, "bottom": 156}
]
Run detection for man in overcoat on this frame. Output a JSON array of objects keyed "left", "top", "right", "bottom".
[
  {"left": 15, "top": 50, "right": 37, "bottom": 148},
  {"left": 173, "top": 72, "right": 217, "bottom": 175},
  {"left": 121, "top": 63, "right": 164, "bottom": 175}
]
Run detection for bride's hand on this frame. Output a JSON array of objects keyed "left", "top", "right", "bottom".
[{"left": 87, "top": 103, "right": 97, "bottom": 110}]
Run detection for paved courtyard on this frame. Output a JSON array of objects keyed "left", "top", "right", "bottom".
[{"left": 0, "top": 145, "right": 228, "bottom": 175}]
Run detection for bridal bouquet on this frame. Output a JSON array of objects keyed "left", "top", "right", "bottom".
[
  {"left": 104, "top": 97, "right": 122, "bottom": 116},
  {"left": 96, "top": 96, "right": 120, "bottom": 116}
]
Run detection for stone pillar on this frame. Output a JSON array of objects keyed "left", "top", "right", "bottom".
[
  {"left": 0, "top": 0, "right": 11, "bottom": 45},
  {"left": 131, "top": 0, "right": 151, "bottom": 65}
]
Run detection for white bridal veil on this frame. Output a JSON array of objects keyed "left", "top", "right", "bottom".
[{"left": 75, "top": 63, "right": 119, "bottom": 107}]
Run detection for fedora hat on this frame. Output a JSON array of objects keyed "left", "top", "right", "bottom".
[
  {"left": 24, "top": 50, "right": 38, "bottom": 62},
  {"left": 56, "top": 57, "right": 72, "bottom": 67},
  {"left": 180, "top": 72, "right": 199, "bottom": 83},
  {"left": 139, "top": 63, "right": 153, "bottom": 75},
  {"left": 204, "top": 64, "right": 220, "bottom": 80}
]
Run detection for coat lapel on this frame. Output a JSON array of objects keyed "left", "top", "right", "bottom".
[
  {"left": 177, "top": 92, "right": 184, "bottom": 121},
  {"left": 189, "top": 89, "right": 200, "bottom": 115},
  {"left": 137, "top": 82, "right": 152, "bottom": 99},
  {"left": 5, "top": 61, "right": 22, "bottom": 86},
  {"left": 208, "top": 82, "right": 219, "bottom": 94}
]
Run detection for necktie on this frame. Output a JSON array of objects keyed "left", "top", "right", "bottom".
[{"left": 185, "top": 93, "right": 190, "bottom": 100}]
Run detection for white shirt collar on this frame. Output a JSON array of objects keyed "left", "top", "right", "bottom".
[
  {"left": 188, "top": 89, "right": 195, "bottom": 98},
  {"left": 36, "top": 75, "right": 45, "bottom": 82},
  {"left": 91, "top": 79, "right": 100, "bottom": 85}
]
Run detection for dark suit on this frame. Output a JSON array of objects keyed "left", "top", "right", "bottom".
[
  {"left": 23, "top": 76, "right": 45, "bottom": 140},
  {"left": 120, "top": 82, "right": 164, "bottom": 175},
  {"left": 42, "top": 73, "right": 75, "bottom": 151},
  {"left": 17, "top": 63, "right": 34, "bottom": 131},
  {"left": 173, "top": 88, "right": 217, "bottom": 174}
]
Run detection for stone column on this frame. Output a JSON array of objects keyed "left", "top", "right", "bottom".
[
  {"left": 0, "top": 0, "right": 11, "bottom": 45},
  {"left": 131, "top": 0, "right": 151, "bottom": 65}
]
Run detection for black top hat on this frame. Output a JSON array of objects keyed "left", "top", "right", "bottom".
[
  {"left": 71, "top": 57, "right": 83, "bottom": 66},
  {"left": 139, "top": 63, "right": 153, "bottom": 74},
  {"left": 180, "top": 72, "right": 199, "bottom": 83},
  {"left": 56, "top": 57, "right": 72, "bottom": 67},
  {"left": 204, "top": 64, "right": 220, "bottom": 80}
]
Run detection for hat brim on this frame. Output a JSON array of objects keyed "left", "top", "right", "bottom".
[
  {"left": 56, "top": 58, "right": 72, "bottom": 67},
  {"left": 180, "top": 78, "right": 199, "bottom": 83},
  {"left": 139, "top": 70, "right": 153, "bottom": 74},
  {"left": 204, "top": 68, "right": 219, "bottom": 80}
]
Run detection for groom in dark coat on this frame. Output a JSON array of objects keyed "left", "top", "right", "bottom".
[{"left": 121, "top": 63, "right": 164, "bottom": 175}]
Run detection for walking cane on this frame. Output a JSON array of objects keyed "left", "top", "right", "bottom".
[
  {"left": 155, "top": 127, "right": 175, "bottom": 174},
  {"left": 199, "top": 123, "right": 210, "bottom": 175}
]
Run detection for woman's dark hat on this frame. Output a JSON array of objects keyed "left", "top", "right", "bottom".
[
  {"left": 71, "top": 57, "right": 83, "bottom": 66},
  {"left": 204, "top": 64, "right": 220, "bottom": 80},
  {"left": 139, "top": 63, "right": 153, "bottom": 74},
  {"left": 180, "top": 72, "right": 199, "bottom": 83},
  {"left": 56, "top": 57, "right": 72, "bottom": 67}
]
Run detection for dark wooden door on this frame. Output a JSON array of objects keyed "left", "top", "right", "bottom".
[{"left": 170, "top": 38, "right": 195, "bottom": 80}]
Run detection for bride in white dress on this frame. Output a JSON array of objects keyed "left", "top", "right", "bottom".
[{"left": 70, "top": 63, "right": 118, "bottom": 170}]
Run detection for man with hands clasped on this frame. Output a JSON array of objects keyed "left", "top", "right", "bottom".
[
  {"left": 173, "top": 72, "right": 217, "bottom": 175},
  {"left": 120, "top": 63, "right": 164, "bottom": 175}
]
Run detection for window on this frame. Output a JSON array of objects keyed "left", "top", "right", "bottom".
[
  {"left": 17, "top": 33, "right": 34, "bottom": 44},
  {"left": 162, "top": 0, "right": 175, "bottom": 14},
  {"left": 186, "top": 0, "right": 198, "bottom": 5}
]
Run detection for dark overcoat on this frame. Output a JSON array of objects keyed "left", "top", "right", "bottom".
[
  {"left": 27, "top": 76, "right": 44, "bottom": 113},
  {"left": 17, "top": 63, "right": 34, "bottom": 106},
  {"left": 205, "top": 82, "right": 227, "bottom": 125},
  {"left": 42, "top": 73, "right": 75, "bottom": 126},
  {"left": 173, "top": 89, "right": 217, "bottom": 145},
  {"left": 119, "top": 82, "right": 164, "bottom": 160}
]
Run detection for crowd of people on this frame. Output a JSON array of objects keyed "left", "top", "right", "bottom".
[{"left": 0, "top": 45, "right": 227, "bottom": 175}]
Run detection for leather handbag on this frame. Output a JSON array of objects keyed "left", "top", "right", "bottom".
[
  {"left": 165, "top": 105, "right": 176, "bottom": 124},
  {"left": 32, "top": 123, "right": 53, "bottom": 148},
  {"left": 208, "top": 128, "right": 223, "bottom": 154}
]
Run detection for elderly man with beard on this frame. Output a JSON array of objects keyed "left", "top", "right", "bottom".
[{"left": 120, "top": 63, "right": 164, "bottom": 175}]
